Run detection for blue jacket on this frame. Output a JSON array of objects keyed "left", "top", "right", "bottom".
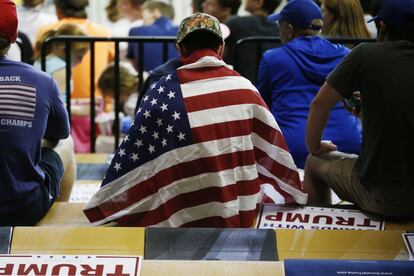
[
  {"left": 256, "top": 36, "right": 362, "bottom": 168},
  {"left": 0, "top": 57, "right": 69, "bottom": 214},
  {"left": 127, "top": 17, "right": 179, "bottom": 72}
]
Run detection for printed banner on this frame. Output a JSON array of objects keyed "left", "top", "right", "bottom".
[
  {"left": 0, "top": 255, "right": 142, "bottom": 276},
  {"left": 257, "top": 205, "right": 384, "bottom": 230},
  {"left": 284, "top": 259, "right": 414, "bottom": 276},
  {"left": 402, "top": 232, "right": 414, "bottom": 260}
]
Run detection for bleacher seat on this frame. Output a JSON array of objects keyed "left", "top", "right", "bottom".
[
  {"left": 36, "top": 202, "right": 89, "bottom": 227},
  {"left": 10, "top": 227, "right": 145, "bottom": 255},
  {"left": 275, "top": 229, "right": 409, "bottom": 260}
]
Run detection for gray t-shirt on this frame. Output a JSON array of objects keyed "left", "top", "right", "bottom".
[{"left": 327, "top": 41, "right": 414, "bottom": 188}]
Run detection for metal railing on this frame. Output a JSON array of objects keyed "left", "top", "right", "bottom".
[
  {"left": 233, "top": 37, "right": 376, "bottom": 83},
  {"left": 40, "top": 36, "right": 176, "bottom": 152}
]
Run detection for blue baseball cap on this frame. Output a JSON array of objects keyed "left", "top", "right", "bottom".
[
  {"left": 267, "top": 0, "right": 323, "bottom": 30},
  {"left": 367, "top": 0, "right": 414, "bottom": 27}
]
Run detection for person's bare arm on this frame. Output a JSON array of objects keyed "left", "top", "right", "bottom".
[{"left": 306, "top": 82, "right": 343, "bottom": 155}]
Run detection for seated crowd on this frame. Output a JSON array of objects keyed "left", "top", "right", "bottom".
[{"left": 0, "top": 0, "right": 413, "bottom": 228}]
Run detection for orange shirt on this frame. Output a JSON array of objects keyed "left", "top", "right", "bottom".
[{"left": 37, "top": 18, "right": 114, "bottom": 99}]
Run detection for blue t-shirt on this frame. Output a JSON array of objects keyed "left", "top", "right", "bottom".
[
  {"left": 256, "top": 36, "right": 362, "bottom": 168},
  {"left": 127, "top": 17, "right": 179, "bottom": 72},
  {"left": 0, "top": 57, "right": 69, "bottom": 214}
]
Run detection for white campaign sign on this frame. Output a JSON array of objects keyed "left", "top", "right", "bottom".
[
  {"left": 0, "top": 255, "right": 142, "bottom": 276},
  {"left": 257, "top": 205, "right": 385, "bottom": 230},
  {"left": 402, "top": 233, "right": 414, "bottom": 260}
]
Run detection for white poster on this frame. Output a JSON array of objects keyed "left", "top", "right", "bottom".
[
  {"left": 257, "top": 204, "right": 384, "bottom": 230},
  {"left": 403, "top": 232, "right": 414, "bottom": 260},
  {"left": 0, "top": 255, "right": 142, "bottom": 276}
]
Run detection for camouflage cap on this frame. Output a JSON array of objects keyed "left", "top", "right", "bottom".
[{"left": 177, "top": 12, "right": 223, "bottom": 44}]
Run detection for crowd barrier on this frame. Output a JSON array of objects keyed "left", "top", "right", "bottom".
[
  {"left": 233, "top": 37, "right": 376, "bottom": 83},
  {"left": 40, "top": 36, "right": 176, "bottom": 153},
  {"left": 36, "top": 36, "right": 376, "bottom": 153}
]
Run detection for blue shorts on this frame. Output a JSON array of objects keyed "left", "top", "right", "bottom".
[{"left": 0, "top": 148, "right": 63, "bottom": 226}]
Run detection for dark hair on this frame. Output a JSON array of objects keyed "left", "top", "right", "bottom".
[
  {"left": 130, "top": 0, "right": 147, "bottom": 6},
  {"left": 54, "top": 0, "right": 89, "bottom": 18},
  {"left": 359, "top": 0, "right": 372, "bottom": 13},
  {"left": 262, "top": 0, "right": 282, "bottom": 15},
  {"left": 192, "top": 0, "right": 205, "bottom": 13},
  {"left": 218, "top": 0, "right": 241, "bottom": 15},
  {"left": 387, "top": 25, "right": 414, "bottom": 43},
  {"left": 0, "top": 37, "right": 10, "bottom": 57},
  {"left": 22, "top": 0, "right": 44, "bottom": 7},
  {"left": 179, "top": 31, "right": 222, "bottom": 53},
  {"left": 370, "top": 0, "right": 382, "bottom": 16}
]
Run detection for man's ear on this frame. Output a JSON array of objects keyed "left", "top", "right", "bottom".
[
  {"left": 177, "top": 43, "right": 187, "bottom": 56},
  {"left": 288, "top": 23, "right": 295, "bottom": 40},
  {"left": 217, "top": 42, "right": 225, "bottom": 57}
]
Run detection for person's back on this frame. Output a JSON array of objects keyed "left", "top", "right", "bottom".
[
  {"left": 328, "top": 41, "right": 414, "bottom": 187},
  {"left": 225, "top": 0, "right": 281, "bottom": 82},
  {"left": 127, "top": 1, "right": 178, "bottom": 72},
  {"left": 257, "top": 0, "right": 361, "bottom": 168},
  {"left": 84, "top": 13, "right": 306, "bottom": 227}
]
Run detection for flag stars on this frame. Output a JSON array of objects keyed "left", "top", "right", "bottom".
[
  {"left": 150, "top": 83, "right": 156, "bottom": 90},
  {"left": 118, "top": 148, "right": 126, "bottom": 157},
  {"left": 167, "top": 91, "right": 175, "bottom": 99},
  {"left": 143, "top": 95, "right": 149, "bottom": 102},
  {"left": 143, "top": 110, "right": 151, "bottom": 118},
  {"left": 165, "top": 74, "right": 172, "bottom": 81},
  {"left": 135, "top": 139, "right": 143, "bottom": 148},
  {"left": 130, "top": 153, "right": 139, "bottom": 162},
  {"left": 148, "top": 144, "right": 155, "bottom": 154},
  {"left": 150, "top": 98, "right": 158, "bottom": 106},
  {"left": 156, "top": 118, "right": 163, "bottom": 126},
  {"left": 152, "top": 131, "right": 159, "bottom": 140},
  {"left": 157, "top": 86, "right": 165, "bottom": 94},
  {"left": 172, "top": 111, "right": 181, "bottom": 120},
  {"left": 177, "top": 132, "right": 186, "bottom": 141},
  {"left": 161, "top": 138, "right": 167, "bottom": 147},
  {"left": 166, "top": 125, "right": 173, "bottom": 133},
  {"left": 114, "top": 162, "right": 122, "bottom": 172},
  {"left": 160, "top": 103, "right": 168, "bottom": 112},
  {"left": 123, "top": 135, "right": 130, "bottom": 142},
  {"left": 137, "top": 107, "right": 142, "bottom": 114},
  {"left": 139, "top": 125, "right": 147, "bottom": 134}
]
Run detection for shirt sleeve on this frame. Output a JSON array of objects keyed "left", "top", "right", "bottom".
[
  {"left": 326, "top": 44, "right": 365, "bottom": 99},
  {"left": 44, "top": 78, "right": 70, "bottom": 141}
]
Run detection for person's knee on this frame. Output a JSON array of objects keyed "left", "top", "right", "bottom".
[{"left": 305, "top": 152, "right": 333, "bottom": 178}]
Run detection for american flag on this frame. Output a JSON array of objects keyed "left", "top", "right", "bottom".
[
  {"left": 84, "top": 50, "right": 307, "bottom": 227},
  {"left": 0, "top": 83, "right": 36, "bottom": 120}
]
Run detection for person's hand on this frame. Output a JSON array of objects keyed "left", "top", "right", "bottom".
[
  {"left": 343, "top": 91, "right": 362, "bottom": 117},
  {"left": 311, "top": 140, "right": 337, "bottom": 156}
]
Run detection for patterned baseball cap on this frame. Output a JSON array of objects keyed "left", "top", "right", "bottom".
[{"left": 177, "top": 12, "right": 223, "bottom": 44}]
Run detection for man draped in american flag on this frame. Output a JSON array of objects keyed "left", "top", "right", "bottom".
[{"left": 84, "top": 12, "right": 307, "bottom": 227}]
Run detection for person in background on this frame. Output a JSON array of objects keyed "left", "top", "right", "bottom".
[
  {"left": 118, "top": 0, "right": 146, "bottom": 28},
  {"left": 33, "top": 23, "right": 89, "bottom": 102},
  {"left": 202, "top": 0, "right": 241, "bottom": 23},
  {"left": 37, "top": 0, "right": 114, "bottom": 153},
  {"left": 0, "top": 0, "right": 75, "bottom": 226},
  {"left": 17, "top": 0, "right": 57, "bottom": 47},
  {"left": 84, "top": 12, "right": 306, "bottom": 227},
  {"left": 256, "top": 0, "right": 362, "bottom": 169},
  {"left": 224, "top": 0, "right": 282, "bottom": 82},
  {"left": 127, "top": 0, "right": 179, "bottom": 73},
  {"left": 304, "top": 0, "right": 414, "bottom": 218},
  {"left": 95, "top": 62, "right": 139, "bottom": 153},
  {"left": 322, "top": 0, "right": 371, "bottom": 43},
  {"left": 192, "top": 0, "right": 205, "bottom": 13}
]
